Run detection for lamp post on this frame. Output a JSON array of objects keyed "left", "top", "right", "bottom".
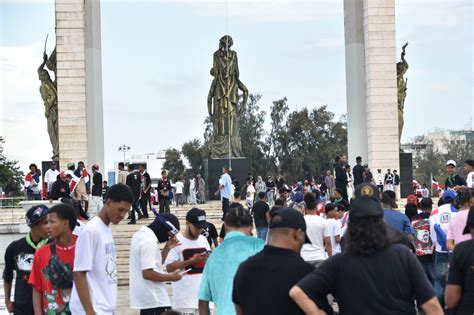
[{"left": 118, "top": 144, "right": 131, "bottom": 163}]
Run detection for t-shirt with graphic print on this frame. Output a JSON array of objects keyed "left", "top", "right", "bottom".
[
  {"left": 3, "top": 236, "right": 48, "bottom": 311},
  {"left": 69, "top": 216, "right": 118, "bottom": 315},
  {"left": 28, "top": 238, "right": 77, "bottom": 314},
  {"left": 164, "top": 232, "right": 210, "bottom": 310}
]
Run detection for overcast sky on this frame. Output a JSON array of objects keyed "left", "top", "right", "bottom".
[{"left": 1, "top": 0, "right": 472, "bottom": 172}]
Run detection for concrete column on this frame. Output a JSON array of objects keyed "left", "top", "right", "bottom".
[
  {"left": 55, "top": 0, "right": 104, "bottom": 170},
  {"left": 344, "top": 0, "right": 399, "bottom": 172},
  {"left": 344, "top": 0, "right": 368, "bottom": 165}
]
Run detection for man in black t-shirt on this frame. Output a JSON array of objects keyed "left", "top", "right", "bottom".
[
  {"left": 290, "top": 185, "right": 442, "bottom": 315},
  {"left": 445, "top": 207, "right": 474, "bottom": 314},
  {"left": 126, "top": 165, "right": 142, "bottom": 224},
  {"left": 252, "top": 192, "right": 270, "bottom": 241},
  {"left": 157, "top": 170, "right": 172, "bottom": 213},
  {"left": 3, "top": 205, "right": 49, "bottom": 315},
  {"left": 445, "top": 160, "right": 467, "bottom": 190},
  {"left": 139, "top": 164, "right": 151, "bottom": 218},
  {"left": 352, "top": 156, "right": 365, "bottom": 187},
  {"left": 334, "top": 155, "right": 348, "bottom": 200},
  {"left": 233, "top": 208, "right": 317, "bottom": 315}
]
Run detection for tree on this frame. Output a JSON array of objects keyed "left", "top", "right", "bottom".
[
  {"left": 0, "top": 137, "right": 24, "bottom": 196},
  {"left": 181, "top": 139, "right": 205, "bottom": 176},
  {"left": 162, "top": 148, "right": 185, "bottom": 182}
]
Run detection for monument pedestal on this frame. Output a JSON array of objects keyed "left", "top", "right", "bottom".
[
  {"left": 399, "top": 152, "right": 414, "bottom": 198},
  {"left": 204, "top": 158, "right": 251, "bottom": 201}
]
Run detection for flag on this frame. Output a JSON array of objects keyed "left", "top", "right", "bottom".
[{"left": 431, "top": 176, "right": 439, "bottom": 190}]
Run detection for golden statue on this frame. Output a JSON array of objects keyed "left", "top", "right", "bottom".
[
  {"left": 397, "top": 42, "right": 409, "bottom": 143},
  {"left": 39, "top": 47, "right": 59, "bottom": 161},
  {"left": 208, "top": 35, "right": 249, "bottom": 158}
]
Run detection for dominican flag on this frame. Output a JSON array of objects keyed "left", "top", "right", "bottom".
[{"left": 431, "top": 176, "right": 439, "bottom": 190}]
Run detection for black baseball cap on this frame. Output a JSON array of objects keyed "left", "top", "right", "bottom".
[
  {"left": 349, "top": 196, "right": 383, "bottom": 220},
  {"left": 269, "top": 208, "right": 311, "bottom": 243},
  {"left": 462, "top": 207, "right": 474, "bottom": 235},
  {"left": 26, "top": 205, "right": 50, "bottom": 226},
  {"left": 279, "top": 187, "right": 290, "bottom": 194},
  {"left": 186, "top": 208, "right": 208, "bottom": 229},
  {"left": 269, "top": 207, "right": 306, "bottom": 232}
]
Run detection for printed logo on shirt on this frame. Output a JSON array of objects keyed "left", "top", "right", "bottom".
[
  {"left": 182, "top": 248, "right": 208, "bottom": 275},
  {"left": 104, "top": 242, "right": 117, "bottom": 284},
  {"left": 15, "top": 253, "right": 34, "bottom": 271},
  {"left": 440, "top": 212, "right": 451, "bottom": 224}
]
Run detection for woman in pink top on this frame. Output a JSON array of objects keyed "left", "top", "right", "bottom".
[{"left": 447, "top": 189, "right": 474, "bottom": 250}]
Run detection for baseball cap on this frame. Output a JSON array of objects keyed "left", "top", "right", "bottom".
[
  {"left": 353, "top": 183, "right": 381, "bottom": 202},
  {"left": 446, "top": 160, "right": 457, "bottom": 167},
  {"left": 92, "top": 164, "right": 99, "bottom": 170},
  {"left": 442, "top": 190, "right": 457, "bottom": 202},
  {"left": 153, "top": 213, "right": 180, "bottom": 236},
  {"left": 67, "top": 162, "right": 75, "bottom": 169},
  {"left": 279, "top": 187, "right": 290, "bottom": 194},
  {"left": 26, "top": 205, "right": 50, "bottom": 226},
  {"left": 349, "top": 196, "right": 383, "bottom": 220},
  {"left": 186, "top": 208, "right": 208, "bottom": 229},
  {"left": 59, "top": 171, "right": 67, "bottom": 179},
  {"left": 269, "top": 207, "right": 306, "bottom": 232},
  {"left": 462, "top": 207, "right": 474, "bottom": 235}
]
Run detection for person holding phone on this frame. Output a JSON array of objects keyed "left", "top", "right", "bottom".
[
  {"left": 129, "top": 213, "right": 183, "bottom": 315},
  {"left": 165, "top": 208, "right": 211, "bottom": 314}
]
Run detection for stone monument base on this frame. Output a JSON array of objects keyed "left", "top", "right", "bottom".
[
  {"left": 204, "top": 158, "right": 251, "bottom": 201},
  {"left": 399, "top": 152, "right": 414, "bottom": 198}
]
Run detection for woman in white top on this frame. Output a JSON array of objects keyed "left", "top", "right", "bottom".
[{"left": 346, "top": 165, "right": 354, "bottom": 200}]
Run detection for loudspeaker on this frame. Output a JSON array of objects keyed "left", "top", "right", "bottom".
[{"left": 399, "top": 153, "right": 413, "bottom": 198}]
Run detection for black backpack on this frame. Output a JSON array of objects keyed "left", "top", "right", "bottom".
[{"left": 45, "top": 244, "right": 73, "bottom": 289}]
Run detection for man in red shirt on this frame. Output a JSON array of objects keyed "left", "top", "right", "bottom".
[{"left": 29, "top": 203, "right": 77, "bottom": 315}]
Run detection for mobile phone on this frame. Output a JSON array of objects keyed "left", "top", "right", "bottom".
[{"left": 180, "top": 268, "right": 192, "bottom": 275}]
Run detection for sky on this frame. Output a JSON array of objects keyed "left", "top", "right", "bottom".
[{"left": 1, "top": 0, "right": 473, "bottom": 172}]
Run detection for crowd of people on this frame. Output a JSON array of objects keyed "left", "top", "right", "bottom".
[{"left": 3, "top": 157, "right": 473, "bottom": 315}]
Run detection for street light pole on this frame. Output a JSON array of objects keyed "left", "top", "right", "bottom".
[{"left": 118, "top": 144, "right": 131, "bottom": 163}]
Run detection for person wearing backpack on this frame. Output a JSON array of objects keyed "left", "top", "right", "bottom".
[
  {"left": 29, "top": 203, "right": 77, "bottom": 315},
  {"left": 412, "top": 197, "right": 435, "bottom": 285}
]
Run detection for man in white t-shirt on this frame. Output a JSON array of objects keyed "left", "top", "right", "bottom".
[
  {"left": 165, "top": 208, "right": 211, "bottom": 313},
  {"left": 44, "top": 161, "right": 59, "bottom": 197},
  {"left": 464, "top": 159, "right": 474, "bottom": 188},
  {"left": 300, "top": 193, "right": 332, "bottom": 267},
  {"left": 69, "top": 184, "right": 133, "bottom": 315},
  {"left": 129, "top": 213, "right": 183, "bottom": 314},
  {"left": 325, "top": 203, "right": 342, "bottom": 255},
  {"left": 173, "top": 179, "right": 185, "bottom": 207},
  {"left": 216, "top": 166, "right": 232, "bottom": 220}
]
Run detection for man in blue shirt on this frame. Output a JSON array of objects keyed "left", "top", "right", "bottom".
[
  {"left": 198, "top": 207, "right": 264, "bottom": 315},
  {"left": 215, "top": 166, "right": 233, "bottom": 220},
  {"left": 382, "top": 191, "right": 414, "bottom": 241}
]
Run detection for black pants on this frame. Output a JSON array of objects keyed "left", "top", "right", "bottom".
[
  {"left": 140, "top": 306, "right": 171, "bottom": 315},
  {"left": 335, "top": 182, "right": 348, "bottom": 201},
  {"left": 131, "top": 197, "right": 140, "bottom": 221},
  {"left": 159, "top": 198, "right": 170, "bottom": 213},
  {"left": 140, "top": 193, "right": 150, "bottom": 218},
  {"left": 13, "top": 302, "right": 34, "bottom": 315},
  {"left": 222, "top": 197, "right": 230, "bottom": 220},
  {"left": 377, "top": 185, "right": 384, "bottom": 193}
]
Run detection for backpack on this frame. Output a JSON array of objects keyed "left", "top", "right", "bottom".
[
  {"left": 412, "top": 216, "right": 433, "bottom": 257},
  {"left": 44, "top": 244, "right": 73, "bottom": 289}
]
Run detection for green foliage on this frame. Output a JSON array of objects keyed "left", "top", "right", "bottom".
[
  {"left": 162, "top": 148, "right": 185, "bottom": 182},
  {"left": 181, "top": 139, "right": 206, "bottom": 176},
  {"left": 0, "top": 137, "right": 24, "bottom": 196}
]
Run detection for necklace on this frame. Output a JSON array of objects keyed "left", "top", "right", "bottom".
[{"left": 26, "top": 233, "right": 48, "bottom": 250}]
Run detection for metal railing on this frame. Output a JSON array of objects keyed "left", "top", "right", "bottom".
[{"left": 0, "top": 197, "right": 26, "bottom": 209}]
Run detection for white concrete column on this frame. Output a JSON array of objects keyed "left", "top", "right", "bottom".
[
  {"left": 363, "top": 0, "right": 399, "bottom": 172},
  {"left": 344, "top": 0, "right": 399, "bottom": 172},
  {"left": 55, "top": 0, "right": 104, "bottom": 170},
  {"left": 344, "top": 0, "right": 368, "bottom": 165}
]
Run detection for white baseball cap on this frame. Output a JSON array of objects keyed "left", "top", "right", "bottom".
[{"left": 446, "top": 160, "right": 457, "bottom": 167}]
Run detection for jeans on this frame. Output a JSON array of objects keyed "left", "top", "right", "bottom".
[
  {"left": 130, "top": 198, "right": 140, "bottom": 222},
  {"left": 418, "top": 257, "right": 434, "bottom": 286},
  {"left": 434, "top": 252, "right": 449, "bottom": 297},
  {"left": 28, "top": 193, "right": 41, "bottom": 200},
  {"left": 159, "top": 198, "right": 170, "bottom": 213},
  {"left": 256, "top": 227, "right": 268, "bottom": 241},
  {"left": 140, "top": 306, "right": 171, "bottom": 315},
  {"left": 175, "top": 193, "right": 184, "bottom": 206},
  {"left": 222, "top": 197, "right": 230, "bottom": 219}
]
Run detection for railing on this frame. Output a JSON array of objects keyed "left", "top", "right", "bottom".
[{"left": 0, "top": 197, "right": 26, "bottom": 209}]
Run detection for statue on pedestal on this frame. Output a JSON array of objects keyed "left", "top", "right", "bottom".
[
  {"left": 397, "top": 42, "right": 409, "bottom": 144},
  {"left": 38, "top": 44, "right": 59, "bottom": 161},
  {"left": 207, "top": 35, "right": 249, "bottom": 158}
]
